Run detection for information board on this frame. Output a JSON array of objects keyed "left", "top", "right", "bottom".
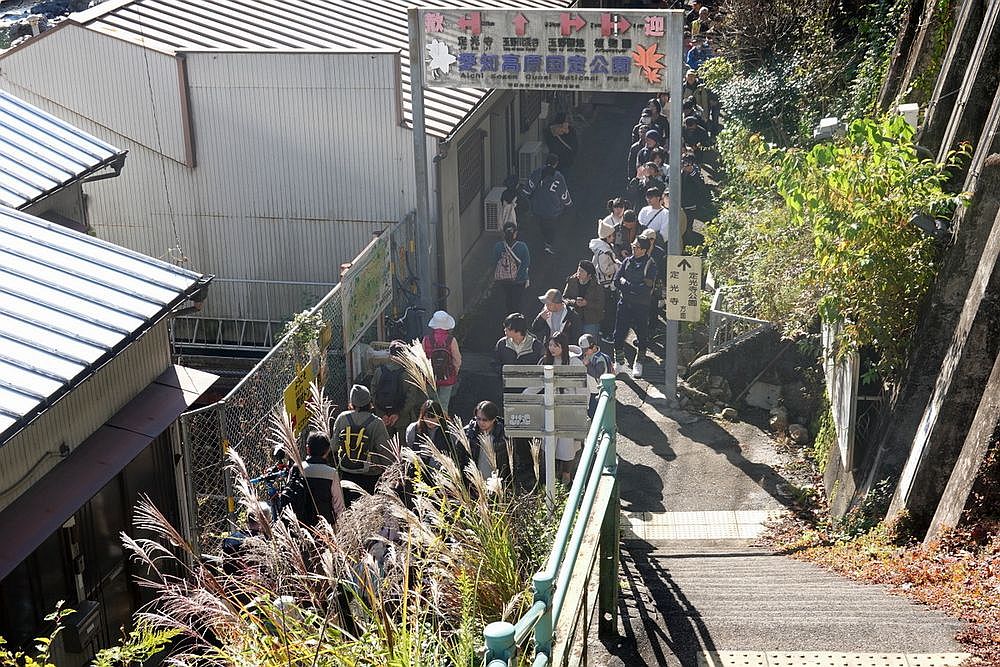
[
  {"left": 417, "top": 9, "right": 675, "bottom": 92},
  {"left": 341, "top": 234, "right": 392, "bottom": 351}
]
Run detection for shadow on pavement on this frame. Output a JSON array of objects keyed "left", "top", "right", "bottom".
[
  {"left": 598, "top": 539, "right": 719, "bottom": 667},
  {"left": 676, "top": 417, "right": 794, "bottom": 509}
]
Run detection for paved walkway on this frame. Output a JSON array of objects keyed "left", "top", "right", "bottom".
[{"left": 451, "top": 100, "right": 970, "bottom": 667}]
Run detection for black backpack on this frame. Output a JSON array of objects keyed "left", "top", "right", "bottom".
[
  {"left": 374, "top": 365, "right": 405, "bottom": 412},
  {"left": 275, "top": 468, "right": 317, "bottom": 527}
]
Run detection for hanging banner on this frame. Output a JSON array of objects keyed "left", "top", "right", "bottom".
[{"left": 417, "top": 8, "right": 677, "bottom": 92}]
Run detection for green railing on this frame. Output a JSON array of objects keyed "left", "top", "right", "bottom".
[{"left": 484, "top": 374, "right": 620, "bottom": 667}]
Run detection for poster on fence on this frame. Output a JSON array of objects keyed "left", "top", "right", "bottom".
[{"left": 341, "top": 234, "right": 392, "bottom": 351}]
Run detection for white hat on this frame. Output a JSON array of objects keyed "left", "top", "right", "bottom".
[
  {"left": 597, "top": 219, "right": 615, "bottom": 239},
  {"left": 567, "top": 345, "right": 583, "bottom": 358},
  {"left": 427, "top": 310, "right": 456, "bottom": 330}
]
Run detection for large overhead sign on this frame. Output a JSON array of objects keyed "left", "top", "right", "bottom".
[{"left": 417, "top": 8, "right": 672, "bottom": 92}]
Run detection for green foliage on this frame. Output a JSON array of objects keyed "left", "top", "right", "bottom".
[
  {"left": 776, "top": 115, "right": 968, "bottom": 377},
  {"left": 835, "top": 478, "right": 897, "bottom": 539},
  {"left": 0, "top": 604, "right": 71, "bottom": 667},
  {"left": 810, "top": 400, "right": 836, "bottom": 471},
  {"left": 279, "top": 308, "right": 326, "bottom": 360},
  {"left": 905, "top": 0, "right": 959, "bottom": 104},
  {"left": 93, "top": 621, "right": 180, "bottom": 666}
]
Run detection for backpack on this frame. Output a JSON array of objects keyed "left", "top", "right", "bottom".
[
  {"left": 338, "top": 412, "right": 379, "bottom": 469},
  {"left": 428, "top": 335, "right": 457, "bottom": 384},
  {"left": 591, "top": 351, "right": 613, "bottom": 379},
  {"left": 494, "top": 242, "right": 521, "bottom": 283},
  {"left": 374, "top": 365, "right": 405, "bottom": 412},
  {"left": 275, "top": 468, "right": 317, "bottom": 527}
]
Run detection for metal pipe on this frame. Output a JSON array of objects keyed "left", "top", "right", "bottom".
[
  {"left": 484, "top": 620, "right": 515, "bottom": 665},
  {"left": 513, "top": 600, "right": 547, "bottom": 644}
]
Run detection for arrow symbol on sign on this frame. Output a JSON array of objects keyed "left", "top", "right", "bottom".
[
  {"left": 677, "top": 258, "right": 693, "bottom": 271},
  {"left": 616, "top": 16, "right": 631, "bottom": 33},
  {"left": 560, "top": 12, "right": 587, "bottom": 35},
  {"left": 513, "top": 12, "right": 528, "bottom": 36}
]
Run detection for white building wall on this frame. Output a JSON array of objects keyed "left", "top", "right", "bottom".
[{"left": 0, "top": 28, "right": 425, "bottom": 320}]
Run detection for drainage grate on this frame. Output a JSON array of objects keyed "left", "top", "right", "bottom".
[{"left": 698, "top": 653, "right": 971, "bottom": 667}]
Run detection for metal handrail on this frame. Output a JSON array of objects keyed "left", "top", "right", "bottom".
[{"left": 484, "top": 374, "right": 619, "bottom": 666}]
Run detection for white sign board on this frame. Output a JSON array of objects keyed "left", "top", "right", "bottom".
[
  {"left": 416, "top": 8, "right": 676, "bottom": 92},
  {"left": 665, "top": 255, "right": 702, "bottom": 322}
]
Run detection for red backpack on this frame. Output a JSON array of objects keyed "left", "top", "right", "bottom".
[{"left": 425, "top": 335, "right": 457, "bottom": 386}]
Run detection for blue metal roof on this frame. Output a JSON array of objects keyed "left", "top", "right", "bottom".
[
  {"left": 0, "top": 88, "right": 126, "bottom": 210},
  {"left": 0, "top": 206, "right": 206, "bottom": 443}
]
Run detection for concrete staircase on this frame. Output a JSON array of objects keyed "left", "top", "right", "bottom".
[{"left": 613, "top": 513, "right": 968, "bottom": 666}]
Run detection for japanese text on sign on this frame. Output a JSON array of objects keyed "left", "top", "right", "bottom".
[
  {"left": 665, "top": 255, "right": 702, "bottom": 322},
  {"left": 284, "top": 360, "right": 316, "bottom": 437},
  {"left": 341, "top": 234, "right": 392, "bottom": 351},
  {"left": 417, "top": 9, "right": 679, "bottom": 92}
]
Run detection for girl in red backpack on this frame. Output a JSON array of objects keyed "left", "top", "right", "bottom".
[{"left": 422, "top": 310, "right": 462, "bottom": 414}]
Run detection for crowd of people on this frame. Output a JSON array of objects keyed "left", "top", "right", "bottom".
[{"left": 246, "top": 6, "right": 724, "bottom": 536}]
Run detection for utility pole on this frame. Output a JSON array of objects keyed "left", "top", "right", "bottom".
[
  {"left": 663, "top": 10, "right": 684, "bottom": 407},
  {"left": 408, "top": 7, "right": 436, "bottom": 318}
]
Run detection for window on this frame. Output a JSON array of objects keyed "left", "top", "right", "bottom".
[
  {"left": 457, "top": 131, "right": 485, "bottom": 213},
  {"left": 520, "top": 90, "right": 542, "bottom": 133}
]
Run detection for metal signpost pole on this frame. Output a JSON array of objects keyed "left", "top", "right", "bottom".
[
  {"left": 543, "top": 364, "right": 556, "bottom": 502},
  {"left": 407, "top": 7, "right": 435, "bottom": 317},
  {"left": 663, "top": 10, "right": 684, "bottom": 408}
]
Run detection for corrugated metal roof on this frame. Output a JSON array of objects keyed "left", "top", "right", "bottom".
[
  {"left": 75, "top": 0, "right": 569, "bottom": 139},
  {"left": 0, "top": 206, "right": 205, "bottom": 444},
  {"left": 0, "top": 89, "right": 126, "bottom": 210}
]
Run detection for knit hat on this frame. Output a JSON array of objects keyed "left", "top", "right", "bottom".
[
  {"left": 350, "top": 384, "right": 371, "bottom": 407},
  {"left": 597, "top": 219, "right": 615, "bottom": 239}
]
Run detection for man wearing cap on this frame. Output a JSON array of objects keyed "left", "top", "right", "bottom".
[
  {"left": 531, "top": 288, "right": 581, "bottom": 345},
  {"left": 563, "top": 260, "right": 605, "bottom": 338},
  {"left": 422, "top": 310, "right": 462, "bottom": 413},
  {"left": 612, "top": 236, "right": 658, "bottom": 379},
  {"left": 332, "top": 383, "right": 391, "bottom": 504},
  {"left": 521, "top": 153, "right": 573, "bottom": 255},
  {"left": 370, "top": 340, "right": 427, "bottom": 442}
]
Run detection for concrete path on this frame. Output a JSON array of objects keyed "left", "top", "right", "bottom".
[
  {"left": 449, "top": 100, "right": 970, "bottom": 667},
  {"left": 588, "top": 379, "right": 969, "bottom": 666}
]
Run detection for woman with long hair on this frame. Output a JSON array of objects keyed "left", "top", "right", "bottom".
[{"left": 538, "top": 332, "right": 586, "bottom": 484}]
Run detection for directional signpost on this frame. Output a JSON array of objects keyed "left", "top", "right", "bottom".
[
  {"left": 502, "top": 364, "right": 589, "bottom": 501},
  {"left": 665, "top": 255, "right": 703, "bottom": 323}
]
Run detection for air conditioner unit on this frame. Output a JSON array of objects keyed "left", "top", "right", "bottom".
[
  {"left": 483, "top": 186, "right": 507, "bottom": 232},
  {"left": 518, "top": 141, "right": 546, "bottom": 183}
]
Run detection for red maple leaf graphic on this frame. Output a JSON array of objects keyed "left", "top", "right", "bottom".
[{"left": 631, "top": 43, "right": 665, "bottom": 84}]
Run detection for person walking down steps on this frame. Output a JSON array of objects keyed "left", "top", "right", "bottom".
[{"left": 522, "top": 153, "right": 572, "bottom": 256}]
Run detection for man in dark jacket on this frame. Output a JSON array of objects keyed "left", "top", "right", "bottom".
[
  {"left": 612, "top": 236, "right": 657, "bottom": 379},
  {"left": 563, "top": 260, "right": 606, "bottom": 337},
  {"left": 531, "top": 288, "right": 582, "bottom": 344},
  {"left": 544, "top": 112, "right": 579, "bottom": 173},
  {"left": 522, "top": 153, "right": 572, "bottom": 255},
  {"left": 301, "top": 432, "right": 346, "bottom": 526},
  {"left": 495, "top": 313, "right": 544, "bottom": 378}
]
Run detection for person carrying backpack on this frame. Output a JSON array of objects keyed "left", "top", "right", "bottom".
[
  {"left": 332, "top": 384, "right": 392, "bottom": 505},
  {"left": 277, "top": 432, "right": 346, "bottom": 528},
  {"left": 422, "top": 310, "right": 462, "bottom": 414},
  {"left": 371, "top": 340, "right": 427, "bottom": 442},
  {"left": 493, "top": 222, "right": 531, "bottom": 315}
]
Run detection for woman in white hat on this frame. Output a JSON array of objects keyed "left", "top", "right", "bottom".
[
  {"left": 589, "top": 216, "right": 620, "bottom": 341},
  {"left": 422, "top": 310, "right": 462, "bottom": 414}
]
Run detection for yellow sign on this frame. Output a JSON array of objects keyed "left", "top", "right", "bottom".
[
  {"left": 283, "top": 360, "right": 316, "bottom": 436},
  {"left": 665, "top": 255, "right": 702, "bottom": 322}
]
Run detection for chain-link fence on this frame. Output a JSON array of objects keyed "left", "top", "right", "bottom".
[{"left": 177, "top": 213, "right": 416, "bottom": 554}]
